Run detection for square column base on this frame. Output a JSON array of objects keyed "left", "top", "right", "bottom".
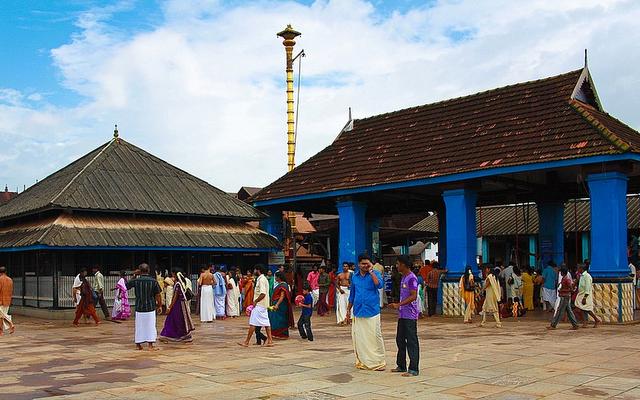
[
  {"left": 593, "top": 280, "right": 636, "bottom": 323},
  {"left": 442, "top": 281, "right": 464, "bottom": 316}
]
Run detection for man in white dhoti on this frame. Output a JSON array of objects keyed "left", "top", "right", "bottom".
[
  {"left": 307, "top": 265, "right": 320, "bottom": 307},
  {"left": 198, "top": 267, "right": 216, "bottom": 322},
  {"left": 575, "top": 264, "right": 601, "bottom": 328},
  {"left": 126, "top": 264, "right": 162, "bottom": 350},
  {"left": 540, "top": 262, "right": 557, "bottom": 312},
  {"left": 346, "top": 254, "right": 386, "bottom": 371},
  {"left": 226, "top": 269, "right": 241, "bottom": 317},
  {"left": 238, "top": 265, "right": 273, "bottom": 347},
  {"left": 213, "top": 266, "right": 227, "bottom": 319},
  {"left": 336, "top": 263, "right": 351, "bottom": 325}
]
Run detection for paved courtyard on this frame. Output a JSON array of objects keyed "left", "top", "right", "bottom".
[{"left": 1, "top": 310, "right": 639, "bottom": 400}]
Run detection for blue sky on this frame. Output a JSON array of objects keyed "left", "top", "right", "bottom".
[{"left": 1, "top": 0, "right": 639, "bottom": 192}]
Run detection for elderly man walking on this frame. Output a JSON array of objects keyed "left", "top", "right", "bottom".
[
  {"left": 346, "top": 254, "right": 386, "bottom": 371},
  {"left": 0, "top": 267, "right": 15, "bottom": 334}
]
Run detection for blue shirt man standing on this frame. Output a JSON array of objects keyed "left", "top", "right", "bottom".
[{"left": 346, "top": 254, "right": 386, "bottom": 371}]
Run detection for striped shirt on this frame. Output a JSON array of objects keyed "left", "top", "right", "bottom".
[{"left": 126, "top": 275, "right": 161, "bottom": 313}]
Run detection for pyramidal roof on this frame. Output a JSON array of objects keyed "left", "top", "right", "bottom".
[
  {"left": 253, "top": 67, "right": 640, "bottom": 202},
  {"left": 0, "top": 137, "right": 265, "bottom": 221}
]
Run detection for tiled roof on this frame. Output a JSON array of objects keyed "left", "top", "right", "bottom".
[
  {"left": 0, "top": 213, "right": 279, "bottom": 249},
  {"left": 0, "top": 138, "right": 265, "bottom": 221},
  {"left": 254, "top": 68, "right": 640, "bottom": 202},
  {"left": 410, "top": 195, "right": 640, "bottom": 236}
]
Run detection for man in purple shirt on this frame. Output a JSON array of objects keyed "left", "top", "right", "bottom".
[{"left": 389, "top": 255, "right": 420, "bottom": 376}]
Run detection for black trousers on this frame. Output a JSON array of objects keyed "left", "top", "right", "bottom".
[
  {"left": 96, "top": 291, "right": 110, "bottom": 319},
  {"left": 255, "top": 327, "right": 267, "bottom": 345},
  {"left": 427, "top": 287, "right": 438, "bottom": 316},
  {"left": 298, "top": 314, "right": 313, "bottom": 341},
  {"left": 396, "top": 318, "right": 419, "bottom": 373}
]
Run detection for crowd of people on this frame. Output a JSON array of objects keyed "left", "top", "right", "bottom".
[{"left": 1, "top": 252, "right": 639, "bottom": 378}]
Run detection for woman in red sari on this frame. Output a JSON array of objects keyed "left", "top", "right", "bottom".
[
  {"left": 242, "top": 274, "right": 254, "bottom": 311},
  {"left": 268, "top": 272, "right": 294, "bottom": 338}
]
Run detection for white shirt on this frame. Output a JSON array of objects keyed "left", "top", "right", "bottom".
[
  {"left": 72, "top": 274, "right": 82, "bottom": 304},
  {"left": 630, "top": 263, "right": 637, "bottom": 286}
]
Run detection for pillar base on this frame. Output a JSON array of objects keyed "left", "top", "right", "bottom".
[
  {"left": 442, "top": 281, "right": 464, "bottom": 317},
  {"left": 593, "top": 279, "right": 636, "bottom": 324}
]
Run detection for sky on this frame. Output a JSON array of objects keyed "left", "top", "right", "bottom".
[{"left": 1, "top": 0, "right": 639, "bottom": 193}]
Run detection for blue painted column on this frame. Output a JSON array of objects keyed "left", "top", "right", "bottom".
[
  {"left": 337, "top": 199, "right": 367, "bottom": 265},
  {"left": 587, "top": 172, "right": 628, "bottom": 278},
  {"left": 442, "top": 189, "right": 478, "bottom": 274},
  {"left": 529, "top": 235, "right": 537, "bottom": 268},
  {"left": 481, "top": 237, "right": 489, "bottom": 264},
  {"left": 536, "top": 201, "right": 565, "bottom": 266},
  {"left": 581, "top": 232, "right": 590, "bottom": 263},
  {"left": 436, "top": 209, "right": 447, "bottom": 266},
  {"left": 260, "top": 209, "right": 284, "bottom": 242}
]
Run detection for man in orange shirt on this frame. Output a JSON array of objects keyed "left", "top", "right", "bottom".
[
  {"left": 0, "top": 266, "right": 15, "bottom": 334},
  {"left": 418, "top": 260, "right": 432, "bottom": 283}
]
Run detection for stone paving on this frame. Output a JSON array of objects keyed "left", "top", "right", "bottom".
[{"left": 0, "top": 310, "right": 639, "bottom": 399}]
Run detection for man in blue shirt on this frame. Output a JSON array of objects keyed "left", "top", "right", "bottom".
[{"left": 346, "top": 254, "right": 386, "bottom": 371}]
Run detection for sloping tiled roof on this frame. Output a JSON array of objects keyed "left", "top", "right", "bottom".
[
  {"left": 410, "top": 195, "right": 640, "bottom": 236},
  {"left": 0, "top": 138, "right": 265, "bottom": 221},
  {"left": 254, "top": 68, "right": 640, "bottom": 202},
  {"left": 0, "top": 213, "right": 279, "bottom": 249}
]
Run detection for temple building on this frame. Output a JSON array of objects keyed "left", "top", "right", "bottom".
[
  {"left": 253, "top": 66, "right": 640, "bottom": 323},
  {"left": 0, "top": 133, "right": 278, "bottom": 315}
]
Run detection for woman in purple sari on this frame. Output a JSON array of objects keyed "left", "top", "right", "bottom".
[
  {"left": 111, "top": 270, "right": 131, "bottom": 321},
  {"left": 160, "top": 272, "right": 195, "bottom": 343}
]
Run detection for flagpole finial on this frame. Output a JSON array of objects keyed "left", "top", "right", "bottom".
[{"left": 584, "top": 49, "right": 588, "bottom": 69}]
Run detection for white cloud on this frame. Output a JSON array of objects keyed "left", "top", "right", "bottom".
[{"left": 2, "top": 0, "right": 640, "bottom": 193}]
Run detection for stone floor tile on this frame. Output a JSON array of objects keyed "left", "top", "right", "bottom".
[
  {"left": 441, "top": 383, "right": 510, "bottom": 399},
  {"left": 513, "top": 382, "right": 574, "bottom": 396}
]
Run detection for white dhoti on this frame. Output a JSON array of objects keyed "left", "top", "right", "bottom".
[
  {"left": 417, "top": 287, "right": 424, "bottom": 314},
  {"left": 542, "top": 288, "right": 557, "bottom": 305},
  {"left": 336, "top": 287, "right": 350, "bottom": 324},
  {"left": 214, "top": 295, "right": 226, "bottom": 317},
  {"left": 575, "top": 292, "right": 594, "bottom": 312},
  {"left": 0, "top": 305, "right": 12, "bottom": 331},
  {"left": 352, "top": 314, "right": 386, "bottom": 371},
  {"left": 226, "top": 285, "right": 240, "bottom": 317},
  {"left": 378, "top": 288, "right": 387, "bottom": 307},
  {"left": 249, "top": 305, "right": 271, "bottom": 327},
  {"left": 200, "top": 285, "right": 215, "bottom": 322},
  {"left": 134, "top": 311, "right": 157, "bottom": 344},
  {"left": 312, "top": 289, "right": 319, "bottom": 306}
]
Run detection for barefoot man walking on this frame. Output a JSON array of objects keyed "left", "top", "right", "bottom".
[
  {"left": 0, "top": 266, "right": 15, "bottom": 335},
  {"left": 239, "top": 264, "right": 273, "bottom": 347},
  {"left": 336, "top": 263, "right": 351, "bottom": 325}
]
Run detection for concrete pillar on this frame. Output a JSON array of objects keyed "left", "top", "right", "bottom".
[
  {"left": 581, "top": 232, "right": 590, "bottom": 264},
  {"left": 436, "top": 210, "right": 447, "bottom": 266},
  {"left": 442, "top": 189, "right": 478, "bottom": 274},
  {"left": 587, "top": 172, "right": 628, "bottom": 278},
  {"left": 536, "top": 201, "right": 565, "bottom": 266},
  {"left": 529, "top": 235, "right": 537, "bottom": 268},
  {"left": 586, "top": 171, "right": 634, "bottom": 323},
  {"left": 337, "top": 199, "right": 367, "bottom": 265}
]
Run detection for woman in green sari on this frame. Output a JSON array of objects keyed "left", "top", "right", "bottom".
[{"left": 269, "top": 272, "right": 294, "bottom": 339}]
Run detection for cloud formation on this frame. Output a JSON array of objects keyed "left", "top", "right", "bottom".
[{"left": 1, "top": 0, "right": 639, "bottom": 193}]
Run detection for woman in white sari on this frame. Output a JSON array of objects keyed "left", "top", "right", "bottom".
[{"left": 226, "top": 270, "right": 241, "bottom": 317}]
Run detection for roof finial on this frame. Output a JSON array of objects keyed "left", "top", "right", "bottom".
[
  {"left": 4, "top": 185, "right": 7, "bottom": 192},
  {"left": 584, "top": 48, "right": 588, "bottom": 69},
  {"left": 113, "top": 124, "right": 119, "bottom": 138},
  {"left": 348, "top": 106, "right": 352, "bottom": 122}
]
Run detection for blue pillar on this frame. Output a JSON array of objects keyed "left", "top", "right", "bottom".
[
  {"left": 442, "top": 189, "right": 478, "bottom": 274},
  {"left": 529, "top": 235, "right": 537, "bottom": 268},
  {"left": 481, "top": 237, "right": 489, "bottom": 263},
  {"left": 436, "top": 209, "right": 447, "bottom": 266},
  {"left": 337, "top": 199, "right": 367, "bottom": 265},
  {"left": 587, "top": 172, "right": 628, "bottom": 278},
  {"left": 581, "top": 232, "right": 590, "bottom": 263},
  {"left": 537, "top": 201, "right": 565, "bottom": 266},
  {"left": 260, "top": 210, "right": 283, "bottom": 242}
]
